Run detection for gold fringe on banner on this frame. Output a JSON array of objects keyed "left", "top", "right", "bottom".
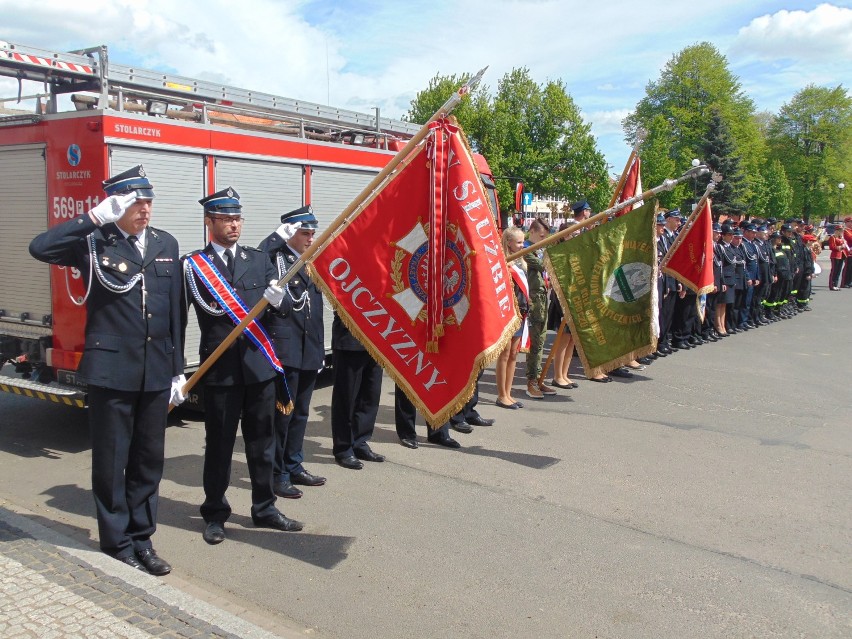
[{"left": 311, "top": 267, "right": 519, "bottom": 429}]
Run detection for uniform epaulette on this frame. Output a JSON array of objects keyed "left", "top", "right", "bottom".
[
  {"left": 242, "top": 246, "right": 264, "bottom": 253},
  {"left": 181, "top": 249, "right": 204, "bottom": 260}
]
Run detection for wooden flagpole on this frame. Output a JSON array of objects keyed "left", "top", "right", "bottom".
[
  {"left": 659, "top": 172, "right": 722, "bottom": 270},
  {"left": 173, "top": 69, "right": 488, "bottom": 407},
  {"left": 507, "top": 164, "right": 709, "bottom": 264}
]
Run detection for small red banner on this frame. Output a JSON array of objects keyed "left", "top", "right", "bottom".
[{"left": 662, "top": 200, "right": 715, "bottom": 295}]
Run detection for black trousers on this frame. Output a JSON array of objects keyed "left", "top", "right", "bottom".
[
  {"left": 88, "top": 386, "right": 168, "bottom": 559},
  {"left": 703, "top": 292, "right": 718, "bottom": 334},
  {"left": 673, "top": 294, "right": 698, "bottom": 339},
  {"left": 394, "top": 385, "right": 450, "bottom": 440},
  {"left": 830, "top": 258, "right": 844, "bottom": 289},
  {"left": 201, "top": 378, "right": 279, "bottom": 524},
  {"left": 450, "top": 372, "right": 483, "bottom": 425},
  {"left": 331, "top": 350, "right": 382, "bottom": 458},
  {"left": 658, "top": 290, "right": 677, "bottom": 345},
  {"left": 845, "top": 256, "right": 852, "bottom": 287},
  {"left": 273, "top": 366, "right": 318, "bottom": 484}
]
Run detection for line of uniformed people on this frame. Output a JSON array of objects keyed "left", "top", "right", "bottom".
[{"left": 653, "top": 212, "right": 817, "bottom": 361}]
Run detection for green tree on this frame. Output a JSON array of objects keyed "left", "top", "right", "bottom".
[
  {"left": 638, "top": 115, "right": 680, "bottom": 210},
  {"left": 697, "top": 109, "right": 745, "bottom": 218},
  {"left": 767, "top": 84, "right": 852, "bottom": 222},
  {"left": 762, "top": 159, "right": 793, "bottom": 219},
  {"left": 406, "top": 68, "right": 610, "bottom": 215},
  {"left": 623, "top": 42, "right": 765, "bottom": 210}
]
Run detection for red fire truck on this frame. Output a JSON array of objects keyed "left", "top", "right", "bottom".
[{"left": 0, "top": 40, "right": 500, "bottom": 408}]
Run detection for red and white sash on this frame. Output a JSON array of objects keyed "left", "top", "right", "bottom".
[
  {"left": 186, "top": 252, "right": 285, "bottom": 375},
  {"left": 510, "top": 262, "right": 530, "bottom": 351}
]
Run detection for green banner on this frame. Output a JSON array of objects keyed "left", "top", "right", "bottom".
[{"left": 546, "top": 201, "right": 658, "bottom": 377}]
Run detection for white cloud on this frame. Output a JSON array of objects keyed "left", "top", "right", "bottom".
[
  {"left": 585, "top": 109, "right": 631, "bottom": 136},
  {"left": 733, "top": 3, "right": 852, "bottom": 60}
]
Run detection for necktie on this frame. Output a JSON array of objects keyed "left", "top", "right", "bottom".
[
  {"left": 127, "top": 234, "right": 145, "bottom": 257},
  {"left": 224, "top": 249, "right": 234, "bottom": 276}
]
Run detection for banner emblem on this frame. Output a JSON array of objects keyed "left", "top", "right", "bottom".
[
  {"left": 606, "top": 262, "right": 652, "bottom": 303},
  {"left": 391, "top": 222, "right": 471, "bottom": 326}
]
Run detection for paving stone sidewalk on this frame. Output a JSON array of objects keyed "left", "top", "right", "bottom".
[{"left": 0, "top": 504, "right": 287, "bottom": 639}]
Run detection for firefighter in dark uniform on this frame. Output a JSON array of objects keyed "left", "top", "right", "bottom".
[
  {"left": 785, "top": 218, "right": 805, "bottom": 312},
  {"left": 782, "top": 222, "right": 803, "bottom": 314},
  {"left": 656, "top": 212, "right": 678, "bottom": 355},
  {"left": 729, "top": 228, "right": 747, "bottom": 332},
  {"left": 716, "top": 224, "right": 738, "bottom": 335},
  {"left": 29, "top": 165, "right": 184, "bottom": 575},
  {"left": 769, "top": 228, "right": 794, "bottom": 318},
  {"left": 258, "top": 205, "right": 326, "bottom": 499},
  {"left": 793, "top": 219, "right": 815, "bottom": 310},
  {"left": 702, "top": 222, "right": 724, "bottom": 341},
  {"left": 740, "top": 223, "right": 760, "bottom": 329},
  {"left": 183, "top": 187, "right": 303, "bottom": 545},
  {"left": 753, "top": 225, "right": 773, "bottom": 324}
]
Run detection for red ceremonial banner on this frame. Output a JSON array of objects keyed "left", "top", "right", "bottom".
[
  {"left": 661, "top": 200, "right": 715, "bottom": 295},
  {"left": 614, "top": 156, "right": 642, "bottom": 218},
  {"left": 311, "top": 119, "right": 519, "bottom": 426}
]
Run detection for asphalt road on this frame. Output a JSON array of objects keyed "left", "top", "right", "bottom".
[{"left": 1, "top": 270, "right": 850, "bottom": 638}]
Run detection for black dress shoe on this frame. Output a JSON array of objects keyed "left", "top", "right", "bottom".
[
  {"left": 253, "top": 512, "right": 304, "bottom": 532},
  {"left": 291, "top": 470, "right": 326, "bottom": 486},
  {"left": 428, "top": 435, "right": 461, "bottom": 448},
  {"left": 399, "top": 438, "right": 418, "bottom": 449},
  {"left": 136, "top": 548, "right": 171, "bottom": 576},
  {"left": 654, "top": 350, "right": 667, "bottom": 358},
  {"left": 354, "top": 447, "right": 385, "bottom": 462},
  {"left": 203, "top": 522, "right": 226, "bottom": 545},
  {"left": 638, "top": 356, "right": 653, "bottom": 365},
  {"left": 451, "top": 421, "right": 474, "bottom": 433},
  {"left": 117, "top": 554, "right": 148, "bottom": 572},
  {"left": 336, "top": 455, "right": 364, "bottom": 470},
  {"left": 659, "top": 346, "right": 673, "bottom": 354},
  {"left": 671, "top": 341, "right": 690, "bottom": 350},
  {"left": 609, "top": 367, "right": 633, "bottom": 378},
  {"left": 273, "top": 481, "right": 303, "bottom": 499},
  {"left": 466, "top": 415, "right": 495, "bottom": 426}
]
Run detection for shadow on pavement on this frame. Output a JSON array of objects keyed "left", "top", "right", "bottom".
[{"left": 40, "top": 483, "right": 354, "bottom": 569}]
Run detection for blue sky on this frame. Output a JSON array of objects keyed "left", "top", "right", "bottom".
[{"left": 1, "top": 1, "right": 850, "bottom": 177}]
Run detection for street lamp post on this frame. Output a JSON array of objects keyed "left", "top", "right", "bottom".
[{"left": 839, "top": 183, "right": 845, "bottom": 224}]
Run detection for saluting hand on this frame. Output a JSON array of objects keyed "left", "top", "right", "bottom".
[
  {"left": 88, "top": 192, "right": 138, "bottom": 226},
  {"left": 276, "top": 222, "right": 301, "bottom": 242}
]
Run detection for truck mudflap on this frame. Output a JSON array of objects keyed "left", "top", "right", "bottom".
[{"left": 0, "top": 374, "right": 86, "bottom": 408}]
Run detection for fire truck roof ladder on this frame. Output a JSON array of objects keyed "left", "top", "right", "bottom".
[{"left": 0, "top": 40, "right": 420, "bottom": 140}]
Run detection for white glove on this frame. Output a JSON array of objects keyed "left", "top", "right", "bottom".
[
  {"left": 88, "top": 192, "right": 138, "bottom": 225},
  {"left": 264, "top": 280, "right": 286, "bottom": 308},
  {"left": 276, "top": 222, "right": 301, "bottom": 242},
  {"left": 170, "top": 374, "right": 187, "bottom": 406}
]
